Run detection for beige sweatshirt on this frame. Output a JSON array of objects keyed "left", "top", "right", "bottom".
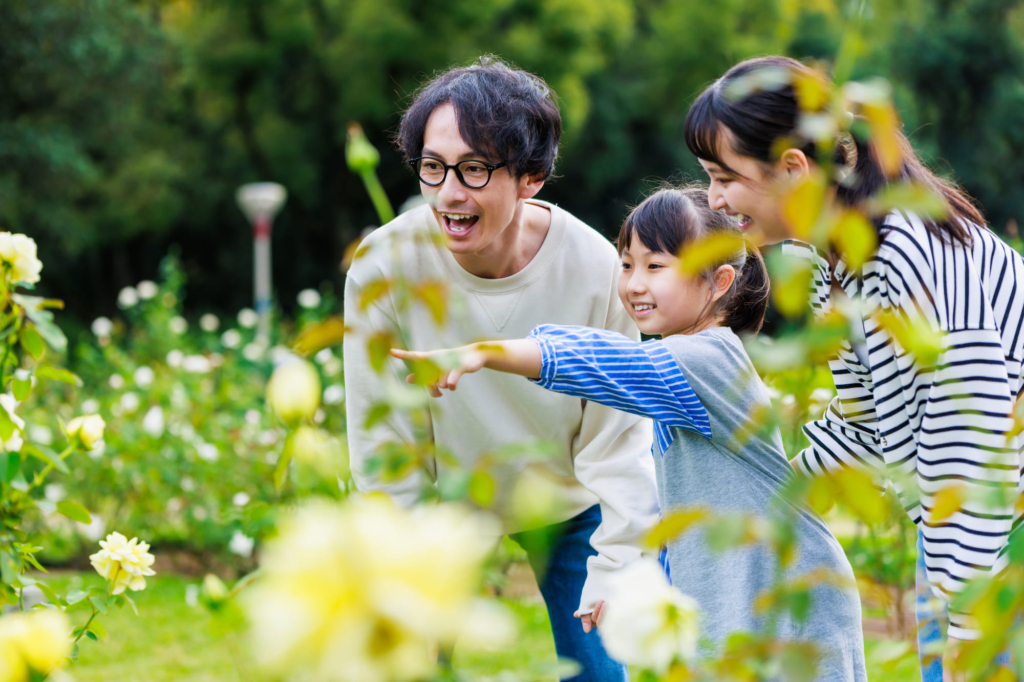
[{"left": 343, "top": 200, "right": 659, "bottom": 613}]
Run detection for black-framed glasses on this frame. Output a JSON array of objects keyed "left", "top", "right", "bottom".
[{"left": 408, "top": 156, "right": 508, "bottom": 189}]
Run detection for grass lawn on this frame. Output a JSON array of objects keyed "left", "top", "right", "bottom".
[
  {"left": 46, "top": 572, "right": 560, "bottom": 682},
  {"left": 40, "top": 571, "right": 922, "bottom": 682}
]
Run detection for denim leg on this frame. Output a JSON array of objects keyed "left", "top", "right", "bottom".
[
  {"left": 917, "top": 530, "right": 947, "bottom": 682},
  {"left": 511, "top": 505, "right": 628, "bottom": 682}
]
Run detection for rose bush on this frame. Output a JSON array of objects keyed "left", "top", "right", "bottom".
[
  {"left": 21, "top": 255, "right": 347, "bottom": 569},
  {"left": 0, "top": 232, "right": 158, "bottom": 674}
]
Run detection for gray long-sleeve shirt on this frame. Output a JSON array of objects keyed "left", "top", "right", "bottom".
[{"left": 529, "top": 325, "right": 866, "bottom": 681}]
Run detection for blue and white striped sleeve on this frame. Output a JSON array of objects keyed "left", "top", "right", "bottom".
[{"left": 528, "top": 325, "right": 712, "bottom": 439}]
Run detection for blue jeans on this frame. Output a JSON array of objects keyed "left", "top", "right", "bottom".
[
  {"left": 511, "top": 504, "right": 628, "bottom": 682},
  {"left": 917, "top": 531, "right": 1015, "bottom": 676},
  {"left": 917, "top": 530, "right": 947, "bottom": 682}
]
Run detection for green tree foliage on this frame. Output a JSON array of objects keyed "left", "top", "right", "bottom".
[
  {"left": 159, "top": 0, "right": 642, "bottom": 313},
  {"left": 893, "top": 0, "right": 1024, "bottom": 232},
  {"left": 4, "top": 0, "right": 1024, "bottom": 319},
  {"left": 0, "top": 0, "right": 185, "bottom": 315}
]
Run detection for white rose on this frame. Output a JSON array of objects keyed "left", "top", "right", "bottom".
[
  {"left": 181, "top": 355, "right": 212, "bottom": 374},
  {"left": 134, "top": 366, "right": 155, "bottom": 388},
  {"left": 0, "top": 393, "right": 25, "bottom": 433},
  {"left": 168, "top": 316, "right": 188, "bottom": 335},
  {"left": 237, "top": 308, "right": 259, "bottom": 329},
  {"left": 91, "top": 317, "right": 113, "bottom": 338},
  {"left": 118, "top": 287, "right": 139, "bottom": 309},
  {"left": 200, "top": 314, "right": 219, "bottom": 332},
  {"left": 136, "top": 280, "right": 158, "bottom": 299},
  {"left": 599, "top": 558, "right": 700, "bottom": 673},
  {"left": 142, "top": 406, "right": 165, "bottom": 438},
  {"left": 0, "top": 233, "right": 42, "bottom": 284},
  {"left": 221, "top": 329, "right": 242, "bottom": 349},
  {"left": 297, "top": 289, "right": 321, "bottom": 309},
  {"left": 66, "top": 414, "right": 106, "bottom": 450},
  {"left": 266, "top": 361, "right": 321, "bottom": 425},
  {"left": 0, "top": 394, "right": 24, "bottom": 452},
  {"left": 229, "top": 531, "right": 255, "bottom": 558}
]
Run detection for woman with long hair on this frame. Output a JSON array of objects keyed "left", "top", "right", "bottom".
[{"left": 685, "top": 55, "right": 1022, "bottom": 681}]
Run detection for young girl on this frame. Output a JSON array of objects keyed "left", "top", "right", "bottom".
[
  {"left": 684, "top": 55, "right": 1024, "bottom": 679},
  {"left": 393, "top": 186, "right": 867, "bottom": 681}
]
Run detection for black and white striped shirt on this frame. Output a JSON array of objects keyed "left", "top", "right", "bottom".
[{"left": 785, "top": 212, "right": 1024, "bottom": 639}]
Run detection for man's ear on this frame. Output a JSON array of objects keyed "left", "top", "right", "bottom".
[
  {"left": 777, "top": 148, "right": 812, "bottom": 180},
  {"left": 518, "top": 172, "right": 546, "bottom": 200},
  {"left": 711, "top": 265, "right": 736, "bottom": 303}
]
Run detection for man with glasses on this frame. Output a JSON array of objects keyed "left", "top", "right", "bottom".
[{"left": 344, "top": 57, "right": 657, "bottom": 681}]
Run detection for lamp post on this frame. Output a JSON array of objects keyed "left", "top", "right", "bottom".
[{"left": 236, "top": 182, "right": 287, "bottom": 342}]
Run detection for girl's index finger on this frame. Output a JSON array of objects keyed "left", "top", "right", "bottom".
[{"left": 390, "top": 348, "right": 414, "bottom": 360}]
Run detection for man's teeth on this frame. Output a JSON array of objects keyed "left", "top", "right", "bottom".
[
  {"left": 441, "top": 212, "right": 477, "bottom": 221},
  {"left": 634, "top": 304, "right": 655, "bottom": 311}
]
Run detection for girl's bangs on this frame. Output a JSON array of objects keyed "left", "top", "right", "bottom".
[{"left": 617, "top": 192, "right": 687, "bottom": 256}]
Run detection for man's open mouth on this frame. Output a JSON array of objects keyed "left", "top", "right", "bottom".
[{"left": 440, "top": 212, "right": 479, "bottom": 235}]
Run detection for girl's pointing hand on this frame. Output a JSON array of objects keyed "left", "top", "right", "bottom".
[{"left": 390, "top": 345, "right": 487, "bottom": 396}]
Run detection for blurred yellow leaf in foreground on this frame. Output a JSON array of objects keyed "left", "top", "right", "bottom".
[
  {"left": 793, "top": 69, "right": 832, "bottom": 112},
  {"left": 677, "top": 233, "right": 746, "bottom": 276},
  {"left": 765, "top": 250, "right": 814, "bottom": 318},
  {"left": 862, "top": 101, "right": 902, "bottom": 177},
  {"left": 844, "top": 79, "right": 903, "bottom": 177},
  {"left": 813, "top": 468, "right": 888, "bottom": 525},
  {"left": 807, "top": 476, "right": 836, "bottom": 516},
  {"left": 359, "top": 278, "right": 391, "bottom": 311},
  {"left": 930, "top": 484, "right": 965, "bottom": 522},
  {"left": 874, "top": 311, "right": 945, "bottom": 366},
  {"left": 645, "top": 508, "right": 708, "bottom": 548},
  {"left": 293, "top": 317, "right": 348, "bottom": 356},
  {"left": 867, "top": 182, "right": 948, "bottom": 220},
  {"left": 781, "top": 171, "right": 827, "bottom": 241},
  {"left": 830, "top": 211, "right": 877, "bottom": 269},
  {"left": 413, "top": 281, "right": 448, "bottom": 326}
]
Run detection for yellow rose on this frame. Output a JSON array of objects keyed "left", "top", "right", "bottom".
[
  {"left": 66, "top": 414, "right": 105, "bottom": 450},
  {"left": 202, "top": 573, "right": 228, "bottom": 602},
  {"left": 0, "top": 638, "right": 23, "bottom": 682},
  {"left": 89, "top": 532, "right": 156, "bottom": 595},
  {"left": 290, "top": 425, "right": 349, "bottom": 478},
  {"left": 0, "top": 233, "right": 42, "bottom": 285},
  {"left": 266, "top": 360, "right": 321, "bottom": 425},
  {"left": 245, "top": 498, "right": 497, "bottom": 682},
  {"left": 356, "top": 500, "right": 498, "bottom": 640},
  {"left": 0, "top": 609, "right": 71, "bottom": 681}
]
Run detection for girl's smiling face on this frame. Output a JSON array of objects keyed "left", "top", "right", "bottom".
[{"left": 618, "top": 241, "right": 721, "bottom": 338}]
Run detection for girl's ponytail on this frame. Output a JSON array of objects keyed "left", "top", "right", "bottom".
[{"left": 720, "top": 248, "right": 770, "bottom": 335}]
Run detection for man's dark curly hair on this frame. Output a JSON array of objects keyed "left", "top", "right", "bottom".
[{"left": 396, "top": 56, "right": 562, "bottom": 181}]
